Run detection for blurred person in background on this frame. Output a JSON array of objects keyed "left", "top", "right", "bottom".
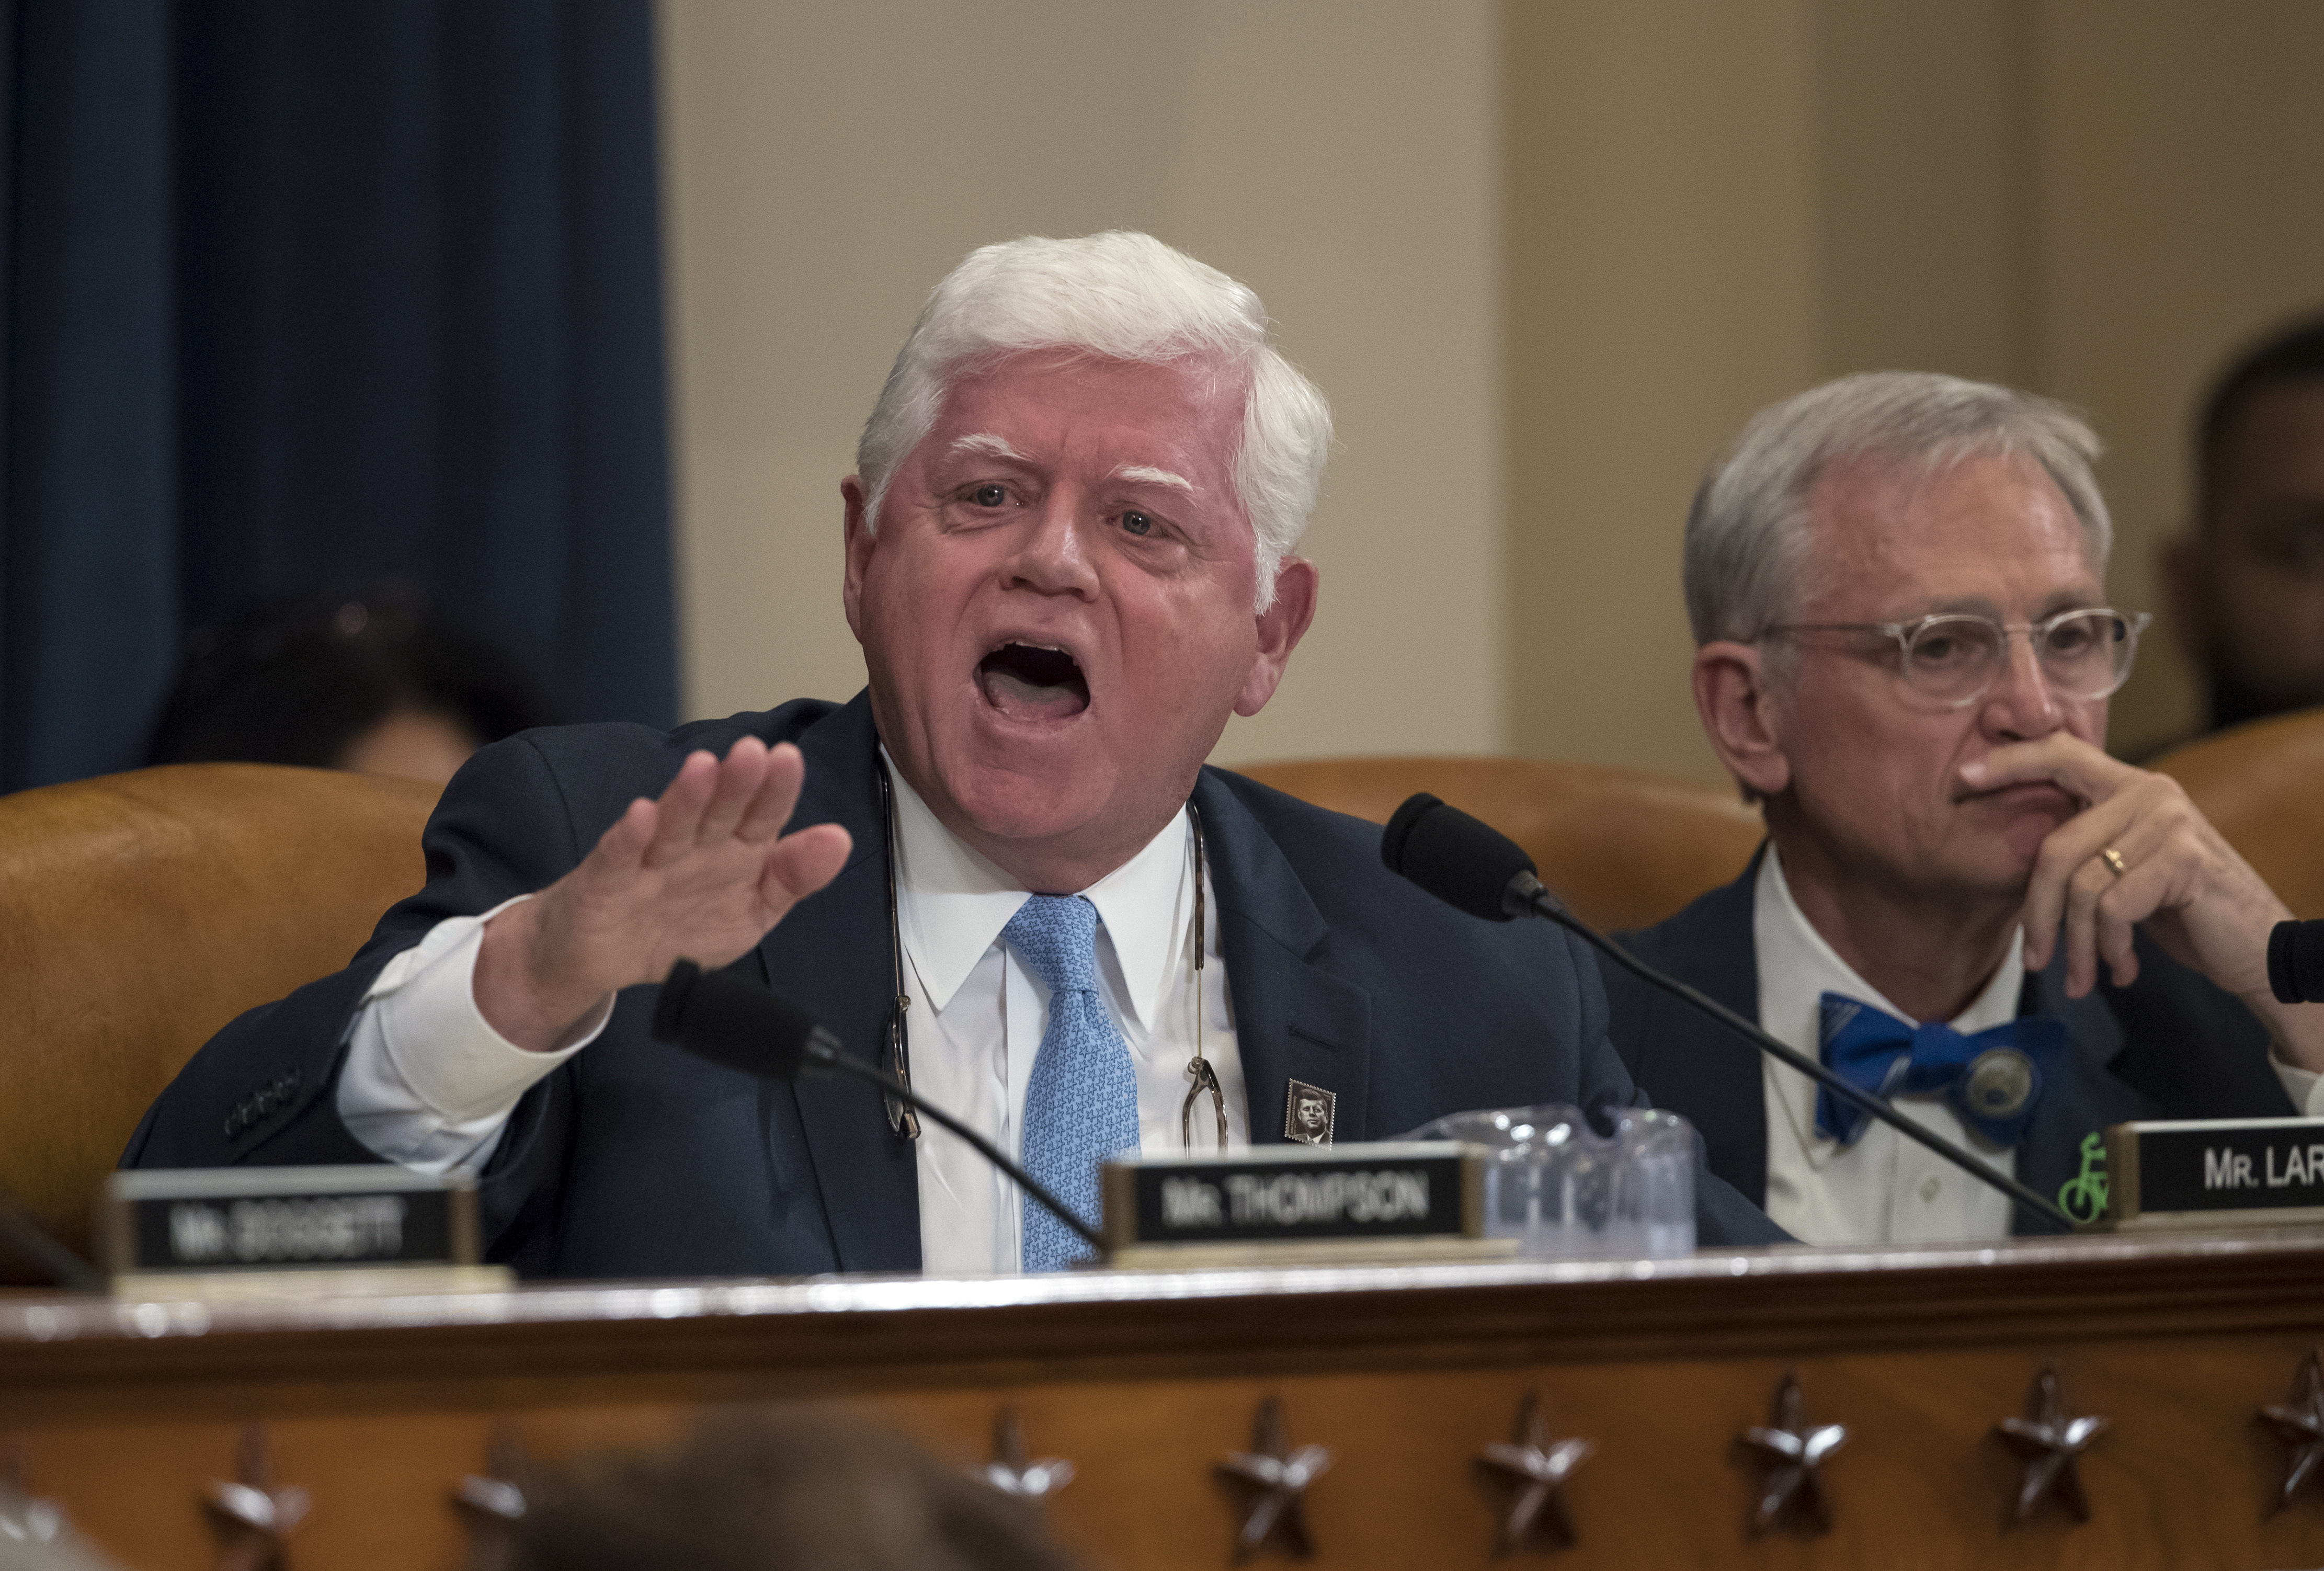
[
  {"left": 145, "top": 579, "right": 562, "bottom": 786},
  {"left": 508, "top": 1414, "right": 1086, "bottom": 1571},
  {"left": 2162, "top": 314, "right": 2324, "bottom": 736}
]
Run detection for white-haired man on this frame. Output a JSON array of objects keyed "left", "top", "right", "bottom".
[
  {"left": 130, "top": 233, "right": 1785, "bottom": 1275},
  {"left": 1603, "top": 371, "right": 2321, "bottom": 1245}
]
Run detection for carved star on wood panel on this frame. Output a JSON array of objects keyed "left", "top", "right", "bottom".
[
  {"left": 981, "top": 1406, "right": 1075, "bottom": 1501},
  {"left": 2, "top": 1443, "right": 66, "bottom": 1549},
  {"left": 1996, "top": 1367, "right": 2109, "bottom": 1523},
  {"left": 1215, "top": 1397, "right": 1334, "bottom": 1561},
  {"left": 1740, "top": 1374, "right": 1847, "bottom": 1534},
  {"left": 204, "top": 1425, "right": 310, "bottom": 1571},
  {"left": 452, "top": 1421, "right": 537, "bottom": 1571},
  {"left": 454, "top": 1421, "right": 535, "bottom": 1522},
  {"left": 2260, "top": 1350, "right": 2324, "bottom": 1510},
  {"left": 1477, "top": 1393, "right": 1595, "bottom": 1552}
]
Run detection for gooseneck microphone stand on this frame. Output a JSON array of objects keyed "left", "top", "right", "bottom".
[
  {"left": 654, "top": 960, "right": 1107, "bottom": 1256},
  {"left": 1382, "top": 793, "right": 2079, "bottom": 1234}
]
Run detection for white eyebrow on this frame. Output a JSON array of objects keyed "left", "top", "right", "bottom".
[
  {"left": 1113, "top": 464, "right": 1195, "bottom": 492},
  {"left": 949, "top": 434, "right": 1029, "bottom": 462}
]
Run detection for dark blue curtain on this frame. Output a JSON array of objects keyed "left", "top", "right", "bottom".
[{"left": 0, "top": 0, "right": 676, "bottom": 792}]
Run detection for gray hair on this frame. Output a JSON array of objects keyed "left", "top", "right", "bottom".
[
  {"left": 1683, "top": 371, "right": 2111, "bottom": 645},
  {"left": 855, "top": 232, "right": 1333, "bottom": 612}
]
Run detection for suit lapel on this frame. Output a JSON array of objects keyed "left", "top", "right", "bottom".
[
  {"left": 1622, "top": 857, "right": 1770, "bottom": 1205},
  {"left": 2013, "top": 957, "right": 2137, "bottom": 1236},
  {"left": 751, "top": 693, "right": 922, "bottom": 1273},
  {"left": 1194, "top": 773, "right": 1374, "bottom": 1145}
]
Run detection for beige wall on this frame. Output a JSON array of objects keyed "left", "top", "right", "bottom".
[
  {"left": 1503, "top": 1, "right": 1821, "bottom": 783},
  {"left": 662, "top": 2, "right": 2324, "bottom": 781},
  {"left": 657, "top": 1, "right": 1506, "bottom": 768},
  {"left": 2034, "top": 1, "right": 2324, "bottom": 756}
]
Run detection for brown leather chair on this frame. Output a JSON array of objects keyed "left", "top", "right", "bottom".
[
  {"left": 2150, "top": 707, "right": 2324, "bottom": 918},
  {"left": 1233, "top": 756, "right": 1764, "bottom": 933},
  {"left": 0, "top": 764, "right": 434, "bottom": 1277}
]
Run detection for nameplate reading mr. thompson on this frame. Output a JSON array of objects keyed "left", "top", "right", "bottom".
[{"left": 1100, "top": 1142, "right": 1482, "bottom": 1251}]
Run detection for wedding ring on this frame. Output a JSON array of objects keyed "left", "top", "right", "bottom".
[{"left": 2100, "top": 847, "right": 2128, "bottom": 879}]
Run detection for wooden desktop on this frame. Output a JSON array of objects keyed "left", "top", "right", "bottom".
[{"left": 7, "top": 1230, "right": 2324, "bottom": 1569}]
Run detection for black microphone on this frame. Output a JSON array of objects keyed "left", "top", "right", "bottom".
[
  {"left": 1381, "top": 793, "right": 2078, "bottom": 1233},
  {"left": 1381, "top": 788, "right": 1562, "bottom": 921},
  {"left": 653, "top": 958, "right": 833, "bottom": 1080},
  {"left": 0, "top": 1192, "right": 104, "bottom": 1293},
  {"left": 2269, "top": 920, "right": 2324, "bottom": 1004},
  {"left": 651, "top": 961, "right": 1107, "bottom": 1256}
]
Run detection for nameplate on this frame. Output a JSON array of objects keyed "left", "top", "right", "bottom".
[
  {"left": 2105, "top": 1119, "right": 2324, "bottom": 1229},
  {"left": 1100, "top": 1142, "right": 1482, "bottom": 1252},
  {"left": 102, "top": 1167, "right": 481, "bottom": 1276}
]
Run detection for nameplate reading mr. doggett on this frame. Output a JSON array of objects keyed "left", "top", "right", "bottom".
[
  {"left": 1100, "top": 1142, "right": 1481, "bottom": 1251},
  {"left": 103, "top": 1166, "right": 480, "bottom": 1274},
  {"left": 2105, "top": 1118, "right": 2324, "bottom": 1229}
]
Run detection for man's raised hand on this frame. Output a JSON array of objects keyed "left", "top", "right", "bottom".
[{"left": 472, "top": 738, "right": 853, "bottom": 1052}]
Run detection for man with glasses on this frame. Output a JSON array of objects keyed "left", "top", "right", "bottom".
[{"left": 1602, "top": 371, "right": 2317, "bottom": 1245}]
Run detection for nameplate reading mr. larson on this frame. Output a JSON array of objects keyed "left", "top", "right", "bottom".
[
  {"left": 2105, "top": 1118, "right": 2324, "bottom": 1229},
  {"left": 1100, "top": 1142, "right": 1481, "bottom": 1251}
]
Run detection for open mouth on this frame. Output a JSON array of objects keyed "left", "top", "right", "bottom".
[{"left": 977, "top": 641, "right": 1090, "bottom": 722}]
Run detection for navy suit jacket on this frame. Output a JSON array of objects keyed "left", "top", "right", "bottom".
[
  {"left": 125, "top": 692, "right": 1784, "bottom": 1274},
  {"left": 1602, "top": 851, "right": 2296, "bottom": 1234}
]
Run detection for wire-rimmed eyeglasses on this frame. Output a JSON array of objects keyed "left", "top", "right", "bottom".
[{"left": 1760, "top": 608, "right": 2152, "bottom": 708}]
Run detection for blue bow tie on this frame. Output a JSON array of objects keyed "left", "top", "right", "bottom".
[{"left": 1814, "top": 992, "right": 2065, "bottom": 1148}]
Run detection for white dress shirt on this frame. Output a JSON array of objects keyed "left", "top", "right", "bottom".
[
  {"left": 334, "top": 758, "right": 1245, "bottom": 1276},
  {"left": 884, "top": 759, "right": 1245, "bottom": 1274},
  {"left": 1755, "top": 846, "right": 2324, "bottom": 1245},
  {"left": 1753, "top": 846, "right": 2023, "bottom": 1246}
]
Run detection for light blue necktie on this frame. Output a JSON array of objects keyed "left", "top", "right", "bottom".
[{"left": 1007, "top": 895, "right": 1141, "bottom": 1272}]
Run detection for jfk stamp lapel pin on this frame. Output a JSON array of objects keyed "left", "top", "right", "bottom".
[{"left": 1284, "top": 1080, "right": 1336, "bottom": 1146}]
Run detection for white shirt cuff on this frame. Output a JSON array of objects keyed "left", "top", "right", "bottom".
[
  {"left": 2272, "top": 1050, "right": 2324, "bottom": 1118},
  {"left": 335, "top": 896, "right": 612, "bottom": 1174}
]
